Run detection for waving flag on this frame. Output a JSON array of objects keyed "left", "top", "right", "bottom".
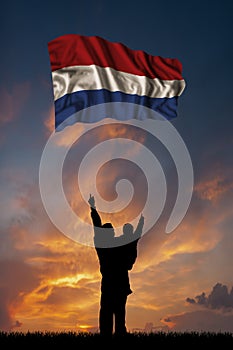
[{"left": 48, "top": 34, "right": 186, "bottom": 130}]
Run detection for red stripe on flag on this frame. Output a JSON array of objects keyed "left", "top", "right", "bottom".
[{"left": 48, "top": 34, "right": 183, "bottom": 80}]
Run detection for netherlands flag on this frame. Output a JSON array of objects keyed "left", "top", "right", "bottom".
[{"left": 48, "top": 34, "right": 186, "bottom": 131}]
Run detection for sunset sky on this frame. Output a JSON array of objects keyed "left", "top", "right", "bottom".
[{"left": 1, "top": 1, "right": 233, "bottom": 333}]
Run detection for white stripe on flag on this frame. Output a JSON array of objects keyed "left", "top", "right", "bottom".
[{"left": 52, "top": 64, "right": 186, "bottom": 101}]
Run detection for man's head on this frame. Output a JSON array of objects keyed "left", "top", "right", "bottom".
[
  {"left": 123, "top": 223, "right": 134, "bottom": 237},
  {"left": 102, "top": 222, "right": 115, "bottom": 239}
]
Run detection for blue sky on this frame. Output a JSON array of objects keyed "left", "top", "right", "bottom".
[{"left": 1, "top": 1, "right": 232, "bottom": 168}]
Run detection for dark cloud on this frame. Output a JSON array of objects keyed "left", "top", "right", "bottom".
[
  {"left": 195, "top": 292, "right": 208, "bottom": 306},
  {"left": 186, "top": 283, "right": 233, "bottom": 310},
  {"left": 163, "top": 284, "right": 233, "bottom": 332},
  {"left": 11, "top": 320, "right": 23, "bottom": 330},
  {"left": 186, "top": 297, "right": 195, "bottom": 304},
  {"left": 162, "top": 309, "right": 233, "bottom": 333}
]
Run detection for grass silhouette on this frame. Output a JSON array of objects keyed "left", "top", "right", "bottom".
[{"left": 0, "top": 330, "right": 233, "bottom": 346}]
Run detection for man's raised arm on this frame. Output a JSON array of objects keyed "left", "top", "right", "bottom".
[
  {"left": 134, "top": 214, "right": 144, "bottom": 240},
  {"left": 88, "top": 194, "right": 102, "bottom": 227}
]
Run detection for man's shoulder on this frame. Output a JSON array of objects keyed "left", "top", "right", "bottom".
[{"left": 115, "top": 235, "right": 139, "bottom": 247}]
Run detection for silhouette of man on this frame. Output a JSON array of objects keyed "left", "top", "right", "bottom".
[{"left": 88, "top": 194, "right": 144, "bottom": 337}]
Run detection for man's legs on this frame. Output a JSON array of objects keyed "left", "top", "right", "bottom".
[
  {"left": 114, "top": 294, "right": 128, "bottom": 335},
  {"left": 99, "top": 292, "right": 113, "bottom": 336}
]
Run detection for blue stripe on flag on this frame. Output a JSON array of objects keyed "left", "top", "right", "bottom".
[{"left": 55, "top": 89, "right": 178, "bottom": 129}]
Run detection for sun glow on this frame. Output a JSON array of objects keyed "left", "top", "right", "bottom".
[{"left": 49, "top": 273, "right": 94, "bottom": 287}]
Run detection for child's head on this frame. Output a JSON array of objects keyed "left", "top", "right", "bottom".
[{"left": 123, "top": 223, "right": 134, "bottom": 237}]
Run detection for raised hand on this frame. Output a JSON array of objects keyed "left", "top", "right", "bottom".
[{"left": 88, "top": 194, "right": 96, "bottom": 208}]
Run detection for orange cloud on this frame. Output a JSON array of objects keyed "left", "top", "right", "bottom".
[
  {"left": 195, "top": 173, "right": 233, "bottom": 203},
  {"left": 43, "top": 107, "right": 147, "bottom": 147},
  {"left": 5, "top": 226, "right": 101, "bottom": 332},
  {"left": 44, "top": 105, "right": 55, "bottom": 134}
]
